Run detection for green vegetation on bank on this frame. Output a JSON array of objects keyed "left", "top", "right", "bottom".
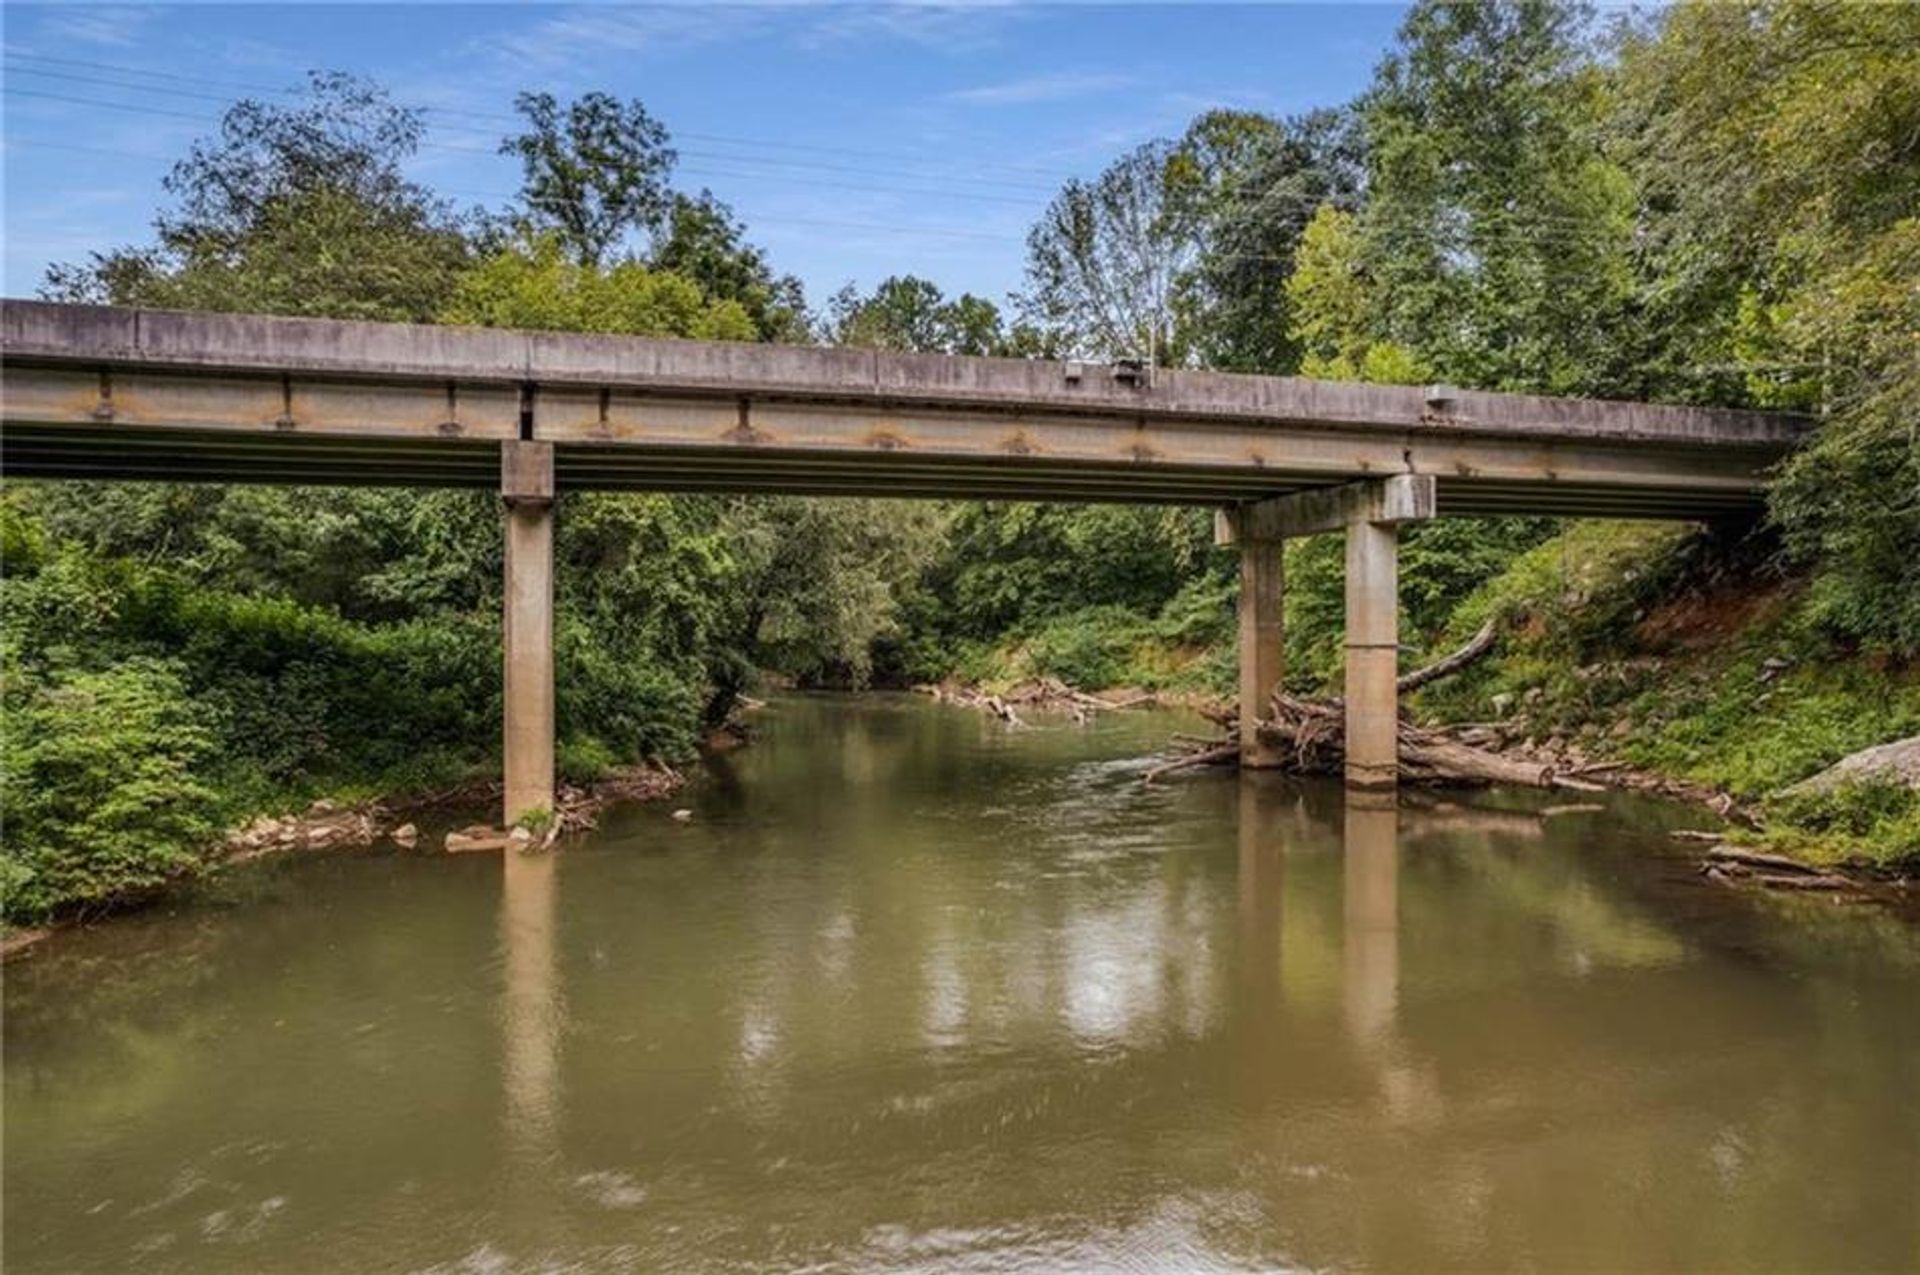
[
  {"left": 1412, "top": 521, "right": 1920, "bottom": 865},
  {"left": 5, "top": 0, "right": 1917, "bottom": 924}
]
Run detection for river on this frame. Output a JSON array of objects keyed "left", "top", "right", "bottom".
[{"left": 4, "top": 694, "right": 1916, "bottom": 1271}]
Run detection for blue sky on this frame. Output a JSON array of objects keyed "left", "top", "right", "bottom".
[{"left": 2, "top": 3, "right": 1408, "bottom": 310}]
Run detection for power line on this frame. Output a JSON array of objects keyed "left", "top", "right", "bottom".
[
  {"left": 3, "top": 65, "right": 1645, "bottom": 243},
  {"left": 0, "top": 71, "right": 1065, "bottom": 201},
  {"left": 1, "top": 49, "right": 1078, "bottom": 187},
  {"left": 1, "top": 135, "right": 1028, "bottom": 245}
]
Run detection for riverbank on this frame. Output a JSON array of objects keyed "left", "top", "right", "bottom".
[{"left": 0, "top": 762, "right": 684, "bottom": 960}]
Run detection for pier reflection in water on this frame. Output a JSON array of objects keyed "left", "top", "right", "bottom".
[{"left": 5, "top": 694, "right": 1916, "bottom": 1273}]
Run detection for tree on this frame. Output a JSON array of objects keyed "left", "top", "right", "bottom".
[
  {"left": 45, "top": 72, "right": 472, "bottom": 322},
  {"left": 1175, "top": 108, "right": 1367, "bottom": 373},
  {"left": 653, "top": 191, "right": 809, "bottom": 342},
  {"left": 1614, "top": 0, "right": 1920, "bottom": 650},
  {"left": 1019, "top": 139, "right": 1206, "bottom": 364},
  {"left": 1285, "top": 205, "right": 1426, "bottom": 384},
  {"left": 1359, "top": 0, "right": 1635, "bottom": 394},
  {"left": 501, "top": 91, "right": 676, "bottom": 267},
  {"left": 443, "top": 233, "right": 757, "bottom": 341},
  {"left": 827, "top": 275, "right": 1014, "bottom": 356}
]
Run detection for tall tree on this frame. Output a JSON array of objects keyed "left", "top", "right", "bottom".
[
  {"left": 44, "top": 72, "right": 472, "bottom": 321},
  {"left": 501, "top": 91, "right": 676, "bottom": 267},
  {"left": 654, "top": 191, "right": 809, "bottom": 342},
  {"left": 1175, "top": 108, "right": 1367, "bottom": 373},
  {"left": 1019, "top": 139, "right": 1205, "bottom": 365},
  {"left": 1360, "top": 0, "right": 1634, "bottom": 394},
  {"left": 1615, "top": 0, "right": 1920, "bottom": 651}
]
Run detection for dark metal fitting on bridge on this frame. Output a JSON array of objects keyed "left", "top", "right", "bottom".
[{"left": 1111, "top": 359, "right": 1151, "bottom": 389}]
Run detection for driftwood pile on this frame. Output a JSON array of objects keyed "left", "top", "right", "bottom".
[
  {"left": 1144, "top": 694, "right": 1606, "bottom": 791},
  {"left": 1144, "top": 619, "right": 1604, "bottom": 792},
  {"left": 926, "top": 678, "right": 1156, "bottom": 726}
]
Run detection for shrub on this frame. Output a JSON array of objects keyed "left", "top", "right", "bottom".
[{"left": 2, "top": 659, "right": 223, "bottom": 921}]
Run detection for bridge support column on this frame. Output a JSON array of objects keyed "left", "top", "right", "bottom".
[
  {"left": 1218, "top": 510, "right": 1286, "bottom": 767},
  {"left": 1344, "top": 517, "right": 1400, "bottom": 790},
  {"left": 1237, "top": 535, "right": 1286, "bottom": 768},
  {"left": 1225, "top": 475, "right": 1435, "bottom": 789},
  {"left": 502, "top": 441, "right": 555, "bottom": 826}
]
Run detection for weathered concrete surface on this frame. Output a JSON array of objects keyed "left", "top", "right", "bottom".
[
  {"left": 2, "top": 300, "right": 1808, "bottom": 517},
  {"left": 1345, "top": 516, "right": 1402, "bottom": 791},
  {"left": 0, "top": 301, "right": 1805, "bottom": 442},
  {"left": 503, "top": 442, "right": 555, "bottom": 825},
  {"left": 1219, "top": 475, "right": 1436, "bottom": 542},
  {"left": 1236, "top": 536, "right": 1286, "bottom": 768}
]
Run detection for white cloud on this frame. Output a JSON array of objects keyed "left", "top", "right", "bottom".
[
  {"left": 34, "top": 5, "right": 160, "bottom": 48},
  {"left": 793, "top": 2, "right": 1026, "bottom": 52},
  {"left": 944, "top": 70, "right": 1134, "bottom": 106},
  {"left": 487, "top": 6, "right": 772, "bottom": 69}
]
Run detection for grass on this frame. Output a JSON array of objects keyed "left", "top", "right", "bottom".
[{"left": 1415, "top": 521, "right": 1920, "bottom": 867}]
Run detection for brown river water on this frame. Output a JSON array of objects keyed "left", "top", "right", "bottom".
[{"left": 4, "top": 693, "right": 1916, "bottom": 1272}]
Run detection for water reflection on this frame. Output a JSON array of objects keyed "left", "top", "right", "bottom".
[
  {"left": 1342, "top": 793, "right": 1399, "bottom": 1047},
  {"left": 500, "top": 847, "right": 559, "bottom": 1165}
]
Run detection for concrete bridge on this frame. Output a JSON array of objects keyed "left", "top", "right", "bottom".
[{"left": 1, "top": 301, "right": 1809, "bottom": 817}]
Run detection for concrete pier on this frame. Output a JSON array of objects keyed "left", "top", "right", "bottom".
[
  {"left": 502, "top": 442, "right": 555, "bottom": 825},
  {"left": 1236, "top": 535, "right": 1286, "bottom": 768},
  {"left": 1344, "top": 516, "right": 1401, "bottom": 790},
  {"left": 1223, "top": 476, "right": 1433, "bottom": 789}
]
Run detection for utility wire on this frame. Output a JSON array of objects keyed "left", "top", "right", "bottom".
[
  {"left": 0, "top": 50, "right": 1078, "bottom": 187},
  {"left": 2, "top": 69, "right": 1641, "bottom": 241}
]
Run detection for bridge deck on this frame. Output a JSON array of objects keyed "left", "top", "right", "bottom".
[{"left": 1, "top": 301, "right": 1807, "bottom": 517}]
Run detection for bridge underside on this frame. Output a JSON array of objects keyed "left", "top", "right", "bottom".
[{"left": 2, "top": 420, "right": 1768, "bottom": 520}]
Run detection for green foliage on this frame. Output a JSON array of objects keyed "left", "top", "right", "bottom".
[
  {"left": 1757, "top": 781, "right": 1920, "bottom": 868},
  {"left": 512, "top": 806, "right": 556, "bottom": 835},
  {"left": 44, "top": 72, "right": 472, "bottom": 322},
  {"left": 827, "top": 275, "right": 1037, "bottom": 356},
  {"left": 1417, "top": 519, "right": 1920, "bottom": 862},
  {"left": 1022, "top": 605, "right": 1148, "bottom": 690},
  {"left": 1286, "top": 206, "right": 1426, "bottom": 383},
  {"left": 444, "top": 234, "right": 756, "bottom": 340},
  {"left": 2, "top": 660, "right": 222, "bottom": 921},
  {"left": 1360, "top": 0, "right": 1636, "bottom": 394},
  {"left": 501, "top": 91, "right": 676, "bottom": 266},
  {"left": 1613, "top": 2, "right": 1920, "bottom": 651},
  {"left": 1176, "top": 108, "right": 1366, "bottom": 373},
  {"left": 655, "top": 192, "right": 810, "bottom": 342}
]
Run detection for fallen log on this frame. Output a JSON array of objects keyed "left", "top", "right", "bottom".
[
  {"left": 1703, "top": 845, "right": 1826, "bottom": 876},
  {"left": 1397, "top": 618, "right": 1499, "bottom": 694},
  {"left": 1143, "top": 744, "right": 1238, "bottom": 784}
]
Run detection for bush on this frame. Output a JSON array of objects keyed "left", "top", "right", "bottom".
[
  {"left": 2, "top": 660, "right": 223, "bottom": 920},
  {"left": 1024, "top": 606, "right": 1151, "bottom": 689},
  {"left": 1758, "top": 779, "right": 1920, "bottom": 868}
]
